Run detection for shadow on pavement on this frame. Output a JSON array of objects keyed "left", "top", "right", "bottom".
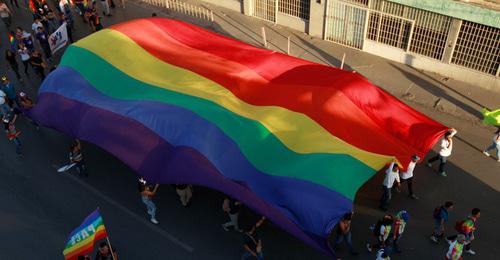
[{"left": 389, "top": 64, "right": 487, "bottom": 119}]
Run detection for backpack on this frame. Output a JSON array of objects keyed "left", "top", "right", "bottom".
[
  {"left": 373, "top": 220, "right": 383, "bottom": 237},
  {"left": 455, "top": 217, "right": 474, "bottom": 234},
  {"left": 433, "top": 206, "right": 441, "bottom": 219}
]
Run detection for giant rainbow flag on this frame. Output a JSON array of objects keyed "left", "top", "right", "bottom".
[{"left": 29, "top": 18, "right": 448, "bottom": 255}]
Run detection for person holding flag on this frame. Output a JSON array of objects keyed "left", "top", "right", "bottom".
[{"left": 62, "top": 208, "right": 115, "bottom": 260}]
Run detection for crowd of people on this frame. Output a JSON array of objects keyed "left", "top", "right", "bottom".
[{"left": 1, "top": 1, "right": 499, "bottom": 260}]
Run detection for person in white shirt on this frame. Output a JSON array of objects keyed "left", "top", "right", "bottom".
[
  {"left": 482, "top": 127, "right": 500, "bottom": 162},
  {"left": 400, "top": 155, "right": 420, "bottom": 200},
  {"left": 427, "top": 128, "right": 457, "bottom": 177},
  {"left": 31, "top": 18, "right": 43, "bottom": 34},
  {"left": 379, "top": 161, "right": 400, "bottom": 211}
]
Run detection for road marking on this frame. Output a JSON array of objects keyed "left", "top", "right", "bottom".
[{"left": 62, "top": 172, "right": 194, "bottom": 252}]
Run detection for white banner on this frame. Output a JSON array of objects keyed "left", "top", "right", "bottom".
[{"left": 49, "top": 22, "right": 69, "bottom": 54}]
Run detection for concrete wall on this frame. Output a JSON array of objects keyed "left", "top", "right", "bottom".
[
  {"left": 276, "top": 13, "right": 309, "bottom": 33},
  {"left": 363, "top": 40, "right": 500, "bottom": 91},
  {"left": 199, "top": 0, "right": 243, "bottom": 13}
]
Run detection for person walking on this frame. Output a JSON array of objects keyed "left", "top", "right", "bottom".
[
  {"left": 31, "top": 17, "right": 43, "bottom": 34},
  {"left": 29, "top": 50, "right": 46, "bottom": 80},
  {"left": 88, "top": 8, "right": 103, "bottom": 32},
  {"left": 174, "top": 184, "right": 192, "bottom": 207},
  {"left": 390, "top": 210, "right": 409, "bottom": 253},
  {"left": 99, "top": 0, "right": 111, "bottom": 16},
  {"left": 0, "top": 1, "right": 12, "bottom": 28},
  {"left": 222, "top": 197, "right": 242, "bottom": 232},
  {"left": 399, "top": 155, "right": 420, "bottom": 199},
  {"left": 379, "top": 161, "right": 400, "bottom": 211},
  {"left": 447, "top": 208, "right": 481, "bottom": 255},
  {"left": 0, "top": 89, "right": 9, "bottom": 116},
  {"left": 3, "top": 111, "right": 22, "bottom": 156},
  {"left": 241, "top": 217, "right": 266, "bottom": 260},
  {"left": 5, "top": 50, "right": 22, "bottom": 81},
  {"left": 18, "top": 91, "right": 39, "bottom": 130},
  {"left": 69, "top": 139, "right": 88, "bottom": 177},
  {"left": 59, "top": 13, "right": 74, "bottom": 43},
  {"left": 327, "top": 212, "right": 358, "bottom": 256},
  {"left": 427, "top": 128, "right": 457, "bottom": 177},
  {"left": 483, "top": 127, "right": 500, "bottom": 162},
  {"left": 139, "top": 180, "right": 160, "bottom": 224},
  {"left": 17, "top": 43, "right": 31, "bottom": 77},
  {"left": 367, "top": 214, "right": 393, "bottom": 252},
  {"left": 1, "top": 76, "right": 20, "bottom": 108},
  {"left": 430, "top": 201, "right": 455, "bottom": 243},
  {"left": 445, "top": 234, "right": 466, "bottom": 260},
  {"left": 35, "top": 27, "right": 52, "bottom": 61}
]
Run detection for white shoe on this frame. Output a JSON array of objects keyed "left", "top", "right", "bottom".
[
  {"left": 483, "top": 151, "right": 490, "bottom": 156},
  {"left": 465, "top": 249, "right": 476, "bottom": 255},
  {"left": 150, "top": 217, "right": 159, "bottom": 224},
  {"left": 430, "top": 236, "right": 438, "bottom": 243},
  {"left": 427, "top": 162, "right": 432, "bottom": 167}
]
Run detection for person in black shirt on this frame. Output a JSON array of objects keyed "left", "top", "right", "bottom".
[
  {"left": 89, "top": 8, "right": 103, "bottom": 32},
  {"left": 222, "top": 198, "right": 242, "bottom": 232},
  {"left": 241, "top": 216, "right": 266, "bottom": 260},
  {"left": 5, "top": 50, "right": 21, "bottom": 80},
  {"left": 35, "top": 27, "right": 51, "bottom": 61},
  {"left": 29, "top": 50, "right": 46, "bottom": 80},
  {"left": 95, "top": 242, "right": 117, "bottom": 260}
]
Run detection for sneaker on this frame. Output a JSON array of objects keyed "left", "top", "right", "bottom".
[
  {"left": 221, "top": 224, "right": 229, "bottom": 231},
  {"left": 465, "top": 249, "right": 476, "bottom": 255},
  {"left": 430, "top": 235, "right": 438, "bottom": 243},
  {"left": 440, "top": 172, "right": 447, "bottom": 177},
  {"left": 410, "top": 194, "right": 419, "bottom": 200},
  {"left": 366, "top": 243, "right": 372, "bottom": 252},
  {"left": 483, "top": 151, "right": 490, "bottom": 156},
  {"left": 427, "top": 162, "right": 432, "bottom": 168},
  {"left": 150, "top": 217, "right": 159, "bottom": 224}
]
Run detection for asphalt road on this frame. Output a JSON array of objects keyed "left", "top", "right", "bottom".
[{"left": 0, "top": 2, "right": 499, "bottom": 260}]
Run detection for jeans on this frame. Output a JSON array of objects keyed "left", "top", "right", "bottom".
[
  {"left": 379, "top": 185, "right": 392, "bottom": 209},
  {"left": 428, "top": 155, "right": 448, "bottom": 173},
  {"left": 12, "top": 137, "right": 21, "bottom": 155},
  {"left": 401, "top": 177, "right": 414, "bottom": 196},
  {"left": 100, "top": 0, "right": 110, "bottom": 15},
  {"left": 222, "top": 213, "right": 240, "bottom": 230},
  {"left": 485, "top": 142, "right": 500, "bottom": 158},
  {"left": 21, "top": 60, "right": 30, "bottom": 75},
  {"left": 241, "top": 251, "right": 263, "bottom": 260},
  {"left": 433, "top": 220, "right": 444, "bottom": 240},
  {"left": 142, "top": 196, "right": 156, "bottom": 218},
  {"left": 332, "top": 231, "right": 354, "bottom": 252}
]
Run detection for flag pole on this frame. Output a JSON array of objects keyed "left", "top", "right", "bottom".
[
  {"left": 99, "top": 207, "right": 116, "bottom": 260},
  {"left": 105, "top": 236, "right": 117, "bottom": 260}
]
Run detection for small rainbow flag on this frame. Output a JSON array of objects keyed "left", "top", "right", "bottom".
[
  {"left": 482, "top": 108, "right": 500, "bottom": 126},
  {"left": 62, "top": 209, "right": 108, "bottom": 260},
  {"left": 28, "top": 0, "right": 36, "bottom": 12}
]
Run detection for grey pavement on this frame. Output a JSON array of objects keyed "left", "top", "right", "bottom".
[{"left": 0, "top": 1, "right": 499, "bottom": 260}]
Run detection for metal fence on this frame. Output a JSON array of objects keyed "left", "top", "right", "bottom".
[
  {"left": 251, "top": 0, "right": 310, "bottom": 22},
  {"left": 278, "top": 0, "right": 310, "bottom": 20},
  {"left": 369, "top": 0, "right": 451, "bottom": 60},
  {"left": 251, "top": 0, "right": 277, "bottom": 22},
  {"left": 367, "top": 10, "right": 413, "bottom": 50},
  {"left": 141, "top": 0, "right": 214, "bottom": 21},
  {"left": 324, "top": 0, "right": 367, "bottom": 49},
  {"left": 451, "top": 21, "right": 500, "bottom": 76}
]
